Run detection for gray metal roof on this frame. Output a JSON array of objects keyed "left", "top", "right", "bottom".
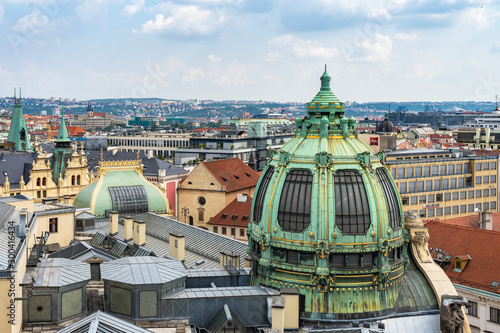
[
  {"left": 380, "top": 313, "right": 440, "bottom": 333},
  {"left": 164, "top": 286, "right": 279, "bottom": 300},
  {"left": 88, "top": 231, "right": 154, "bottom": 258},
  {"left": 24, "top": 258, "right": 91, "bottom": 287},
  {"left": 0, "top": 152, "right": 35, "bottom": 187},
  {"left": 48, "top": 241, "right": 119, "bottom": 262},
  {"left": 0, "top": 205, "right": 23, "bottom": 271},
  {"left": 56, "top": 310, "right": 153, "bottom": 333},
  {"left": 75, "top": 211, "right": 96, "bottom": 220},
  {"left": 101, "top": 256, "right": 187, "bottom": 285},
  {"left": 187, "top": 268, "right": 251, "bottom": 278}
]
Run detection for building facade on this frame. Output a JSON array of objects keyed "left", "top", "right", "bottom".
[
  {"left": 385, "top": 149, "right": 498, "bottom": 219},
  {"left": 107, "top": 132, "right": 190, "bottom": 158}
]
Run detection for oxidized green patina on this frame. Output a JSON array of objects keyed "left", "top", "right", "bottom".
[
  {"left": 51, "top": 115, "right": 73, "bottom": 184},
  {"left": 7, "top": 89, "right": 32, "bottom": 152},
  {"left": 248, "top": 68, "right": 408, "bottom": 320}
]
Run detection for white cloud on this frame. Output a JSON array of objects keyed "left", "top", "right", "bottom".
[
  {"left": 181, "top": 68, "right": 206, "bottom": 83},
  {"left": 395, "top": 32, "right": 417, "bottom": 41},
  {"left": 265, "top": 52, "right": 283, "bottom": 62},
  {"left": 10, "top": 10, "right": 52, "bottom": 37},
  {"left": 75, "top": 0, "right": 109, "bottom": 22},
  {"left": 123, "top": 0, "right": 145, "bottom": 15},
  {"left": 342, "top": 33, "right": 393, "bottom": 63},
  {"left": 269, "top": 34, "right": 339, "bottom": 59},
  {"left": 137, "top": 4, "right": 225, "bottom": 36},
  {"left": 462, "top": 7, "right": 500, "bottom": 30},
  {"left": 208, "top": 54, "right": 222, "bottom": 62},
  {"left": 213, "top": 61, "right": 250, "bottom": 86}
]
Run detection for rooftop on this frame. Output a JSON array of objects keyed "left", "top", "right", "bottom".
[
  {"left": 208, "top": 195, "right": 252, "bottom": 227},
  {"left": 199, "top": 158, "right": 259, "bottom": 192},
  {"left": 23, "top": 258, "right": 90, "bottom": 287}
]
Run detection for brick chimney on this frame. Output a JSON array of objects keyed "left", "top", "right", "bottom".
[
  {"left": 124, "top": 216, "right": 133, "bottom": 242},
  {"left": 109, "top": 211, "right": 118, "bottom": 236},
  {"left": 169, "top": 233, "right": 185, "bottom": 261},
  {"left": 133, "top": 218, "right": 146, "bottom": 246}
]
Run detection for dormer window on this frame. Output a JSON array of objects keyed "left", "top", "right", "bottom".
[
  {"left": 221, "top": 214, "right": 228, "bottom": 219},
  {"left": 453, "top": 254, "right": 471, "bottom": 272}
]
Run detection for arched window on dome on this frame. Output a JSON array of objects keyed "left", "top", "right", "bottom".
[
  {"left": 376, "top": 168, "right": 402, "bottom": 230},
  {"left": 277, "top": 169, "right": 313, "bottom": 232},
  {"left": 334, "top": 170, "right": 371, "bottom": 235},
  {"left": 252, "top": 166, "right": 274, "bottom": 224}
]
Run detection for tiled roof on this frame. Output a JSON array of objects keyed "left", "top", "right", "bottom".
[
  {"left": 425, "top": 221, "right": 500, "bottom": 294},
  {"left": 208, "top": 196, "right": 252, "bottom": 227},
  {"left": 201, "top": 158, "right": 259, "bottom": 192},
  {"left": 434, "top": 213, "right": 500, "bottom": 231}
]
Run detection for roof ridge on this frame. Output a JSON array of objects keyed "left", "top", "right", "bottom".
[{"left": 426, "top": 220, "right": 500, "bottom": 235}]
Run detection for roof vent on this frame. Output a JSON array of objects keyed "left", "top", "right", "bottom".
[{"left": 491, "top": 281, "right": 499, "bottom": 289}]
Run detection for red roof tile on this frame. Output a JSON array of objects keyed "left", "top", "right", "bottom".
[
  {"left": 425, "top": 221, "right": 500, "bottom": 294},
  {"left": 202, "top": 158, "right": 259, "bottom": 192},
  {"left": 208, "top": 195, "right": 252, "bottom": 227},
  {"left": 435, "top": 213, "right": 500, "bottom": 231}
]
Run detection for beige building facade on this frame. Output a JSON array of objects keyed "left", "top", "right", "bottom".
[
  {"left": 386, "top": 149, "right": 499, "bottom": 219},
  {"left": 107, "top": 132, "right": 190, "bottom": 158}
]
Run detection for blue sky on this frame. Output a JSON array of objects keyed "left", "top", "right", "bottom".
[{"left": 1, "top": 0, "right": 500, "bottom": 103}]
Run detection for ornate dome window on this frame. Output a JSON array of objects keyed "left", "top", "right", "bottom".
[
  {"left": 252, "top": 166, "right": 274, "bottom": 224},
  {"left": 376, "top": 168, "right": 402, "bottom": 230},
  {"left": 334, "top": 170, "right": 371, "bottom": 235},
  {"left": 277, "top": 169, "right": 313, "bottom": 232}
]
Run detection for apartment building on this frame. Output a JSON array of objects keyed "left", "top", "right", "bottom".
[
  {"left": 385, "top": 149, "right": 499, "bottom": 219},
  {"left": 107, "top": 132, "right": 190, "bottom": 158}
]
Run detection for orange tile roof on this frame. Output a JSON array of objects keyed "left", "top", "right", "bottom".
[
  {"left": 202, "top": 158, "right": 259, "bottom": 192},
  {"left": 425, "top": 221, "right": 500, "bottom": 294},
  {"left": 207, "top": 196, "right": 252, "bottom": 227},
  {"left": 434, "top": 213, "right": 500, "bottom": 231}
]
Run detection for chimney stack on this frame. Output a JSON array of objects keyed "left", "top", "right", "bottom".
[
  {"left": 19, "top": 208, "right": 28, "bottom": 238},
  {"left": 236, "top": 193, "right": 248, "bottom": 203},
  {"left": 108, "top": 211, "right": 118, "bottom": 236},
  {"left": 169, "top": 233, "right": 185, "bottom": 261},
  {"left": 481, "top": 211, "right": 493, "bottom": 230},
  {"left": 124, "top": 216, "right": 133, "bottom": 242},
  {"left": 271, "top": 296, "right": 286, "bottom": 333},
  {"left": 133, "top": 218, "right": 146, "bottom": 246}
]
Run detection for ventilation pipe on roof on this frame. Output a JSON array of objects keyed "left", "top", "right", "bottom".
[
  {"left": 133, "top": 218, "right": 146, "bottom": 246},
  {"left": 109, "top": 211, "right": 118, "bottom": 236},
  {"left": 169, "top": 232, "right": 185, "bottom": 262},
  {"left": 124, "top": 216, "right": 133, "bottom": 242}
]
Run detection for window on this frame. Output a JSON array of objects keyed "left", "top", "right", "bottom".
[
  {"left": 411, "top": 196, "right": 418, "bottom": 204},
  {"left": 448, "top": 164, "right": 455, "bottom": 174},
  {"left": 240, "top": 229, "right": 245, "bottom": 237},
  {"left": 222, "top": 227, "right": 227, "bottom": 235},
  {"left": 419, "top": 210, "right": 426, "bottom": 218},
  {"left": 442, "top": 179, "right": 449, "bottom": 189},
  {"left": 450, "top": 178, "right": 456, "bottom": 189},
  {"left": 397, "top": 167, "right": 404, "bottom": 178},
  {"left": 484, "top": 175, "right": 489, "bottom": 184},
  {"left": 464, "top": 163, "right": 470, "bottom": 173},
  {"left": 71, "top": 175, "right": 75, "bottom": 185},
  {"left": 476, "top": 190, "right": 482, "bottom": 198},
  {"left": 445, "top": 207, "right": 451, "bottom": 215},
  {"left": 467, "top": 301, "right": 478, "bottom": 317},
  {"left": 491, "top": 161, "right": 497, "bottom": 170},
  {"left": 62, "top": 289, "right": 82, "bottom": 319},
  {"left": 376, "top": 168, "right": 401, "bottom": 230},
  {"left": 428, "top": 209, "right": 434, "bottom": 217},
  {"left": 452, "top": 206, "right": 459, "bottom": 214},
  {"left": 476, "top": 163, "right": 482, "bottom": 171},
  {"left": 484, "top": 162, "right": 489, "bottom": 170},
  {"left": 452, "top": 192, "right": 459, "bottom": 200},
  {"left": 492, "top": 188, "right": 497, "bottom": 196},
  {"left": 428, "top": 194, "right": 435, "bottom": 203},
  {"left": 484, "top": 189, "right": 489, "bottom": 197},
  {"left": 419, "top": 195, "right": 426, "bottom": 204},
  {"left": 199, "top": 210, "right": 204, "bottom": 222},
  {"left": 417, "top": 181, "right": 424, "bottom": 191},
  {"left": 492, "top": 201, "right": 497, "bottom": 210},
  {"left": 49, "top": 218, "right": 58, "bottom": 233},
  {"left": 400, "top": 182, "right": 407, "bottom": 194},
  {"left": 468, "top": 204, "right": 474, "bottom": 212},
  {"left": 42, "top": 177, "right": 46, "bottom": 186},
  {"left": 436, "top": 193, "right": 443, "bottom": 202},
  {"left": 456, "top": 164, "right": 462, "bottom": 173},
  {"left": 402, "top": 197, "right": 409, "bottom": 205},
  {"left": 490, "top": 307, "right": 500, "bottom": 323},
  {"left": 445, "top": 193, "right": 451, "bottom": 201},
  {"left": 335, "top": 170, "right": 371, "bottom": 234},
  {"left": 423, "top": 166, "right": 430, "bottom": 176},
  {"left": 415, "top": 167, "right": 422, "bottom": 177},
  {"left": 287, "top": 250, "right": 299, "bottom": 265},
  {"left": 110, "top": 287, "right": 131, "bottom": 316},
  {"left": 409, "top": 181, "right": 415, "bottom": 193},
  {"left": 434, "top": 179, "right": 441, "bottom": 190},
  {"left": 406, "top": 167, "right": 413, "bottom": 178},
  {"left": 458, "top": 178, "right": 464, "bottom": 187},
  {"left": 198, "top": 197, "right": 206, "bottom": 205},
  {"left": 36, "top": 178, "right": 41, "bottom": 186},
  {"left": 492, "top": 175, "right": 497, "bottom": 183},
  {"left": 484, "top": 202, "right": 489, "bottom": 211},
  {"left": 42, "top": 190, "right": 46, "bottom": 198},
  {"left": 460, "top": 205, "right": 466, "bottom": 213},
  {"left": 436, "top": 207, "right": 443, "bottom": 216},
  {"left": 440, "top": 165, "right": 446, "bottom": 175},
  {"left": 37, "top": 191, "right": 41, "bottom": 198},
  {"left": 466, "top": 177, "right": 472, "bottom": 186},
  {"left": 278, "top": 170, "right": 313, "bottom": 232},
  {"left": 468, "top": 190, "right": 474, "bottom": 199},
  {"left": 253, "top": 166, "right": 274, "bottom": 224},
  {"left": 426, "top": 180, "right": 432, "bottom": 191},
  {"left": 432, "top": 165, "right": 438, "bottom": 175},
  {"left": 28, "top": 295, "right": 52, "bottom": 322},
  {"left": 109, "top": 185, "right": 149, "bottom": 216},
  {"left": 213, "top": 226, "right": 218, "bottom": 233},
  {"left": 231, "top": 228, "right": 235, "bottom": 236}
]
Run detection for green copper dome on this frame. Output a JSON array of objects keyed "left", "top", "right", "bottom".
[{"left": 248, "top": 68, "right": 407, "bottom": 320}]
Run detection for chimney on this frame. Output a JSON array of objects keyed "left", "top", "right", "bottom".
[
  {"left": 124, "top": 216, "right": 133, "bottom": 242},
  {"left": 271, "top": 296, "right": 286, "bottom": 333},
  {"left": 158, "top": 169, "right": 166, "bottom": 177},
  {"left": 133, "top": 218, "right": 146, "bottom": 246},
  {"left": 280, "top": 289, "right": 299, "bottom": 330},
  {"left": 220, "top": 251, "right": 239, "bottom": 270},
  {"left": 147, "top": 150, "right": 153, "bottom": 159},
  {"left": 18, "top": 208, "right": 28, "bottom": 238},
  {"left": 481, "top": 211, "right": 493, "bottom": 230},
  {"left": 236, "top": 193, "right": 248, "bottom": 203},
  {"left": 108, "top": 211, "right": 118, "bottom": 236},
  {"left": 169, "top": 233, "right": 185, "bottom": 261}
]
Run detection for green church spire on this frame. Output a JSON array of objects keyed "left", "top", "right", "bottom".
[
  {"left": 51, "top": 113, "right": 73, "bottom": 184},
  {"left": 7, "top": 88, "right": 32, "bottom": 152},
  {"left": 56, "top": 113, "right": 70, "bottom": 143}
]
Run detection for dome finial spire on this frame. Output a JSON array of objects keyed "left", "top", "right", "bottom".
[{"left": 320, "top": 65, "right": 331, "bottom": 92}]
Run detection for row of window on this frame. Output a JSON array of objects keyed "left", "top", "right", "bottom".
[
  {"left": 391, "top": 161, "right": 497, "bottom": 179},
  {"left": 36, "top": 175, "right": 82, "bottom": 187},
  {"left": 253, "top": 167, "right": 401, "bottom": 235},
  {"left": 213, "top": 226, "right": 245, "bottom": 237},
  {"left": 414, "top": 202, "right": 496, "bottom": 218},
  {"left": 467, "top": 301, "right": 500, "bottom": 324},
  {"left": 399, "top": 175, "right": 497, "bottom": 194},
  {"left": 109, "top": 139, "right": 189, "bottom": 148},
  {"left": 402, "top": 188, "right": 497, "bottom": 205}
]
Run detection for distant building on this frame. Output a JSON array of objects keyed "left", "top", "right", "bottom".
[
  {"left": 207, "top": 193, "right": 251, "bottom": 242},
  {"left": 6, "top": 90, "right": 31, "bottom": 152},
  {"left": 107, "top": 132, "right": 190, "bottom": 158},
  {"left": 385, "top": 149, "right": 498, "bottom": 219}
]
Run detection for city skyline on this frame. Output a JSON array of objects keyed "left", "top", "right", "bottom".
[{"left": 1, "top": 1, "right": 500, "bottom": 103}]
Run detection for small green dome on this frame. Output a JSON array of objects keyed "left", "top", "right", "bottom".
[
  {"left": 248, "top": 67, "right": 406, "bottom": 320},
  {"left": 74, "top": 166, "right": 169, "bottom": 218}
]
